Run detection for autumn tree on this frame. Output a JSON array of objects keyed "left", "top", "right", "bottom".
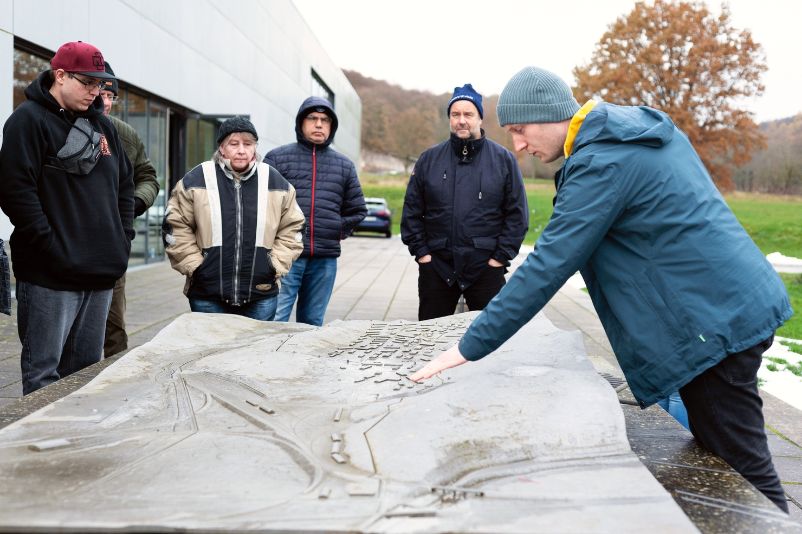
[{"left": 573, "top": 0, "right": 766, "bottom": 190}]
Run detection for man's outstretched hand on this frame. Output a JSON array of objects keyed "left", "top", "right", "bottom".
[{"left": 409, "top": 344, "right": 468, "bottom": 382}]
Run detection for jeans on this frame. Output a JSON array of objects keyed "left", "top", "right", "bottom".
[
  {"left": 417, "top": 262, "right": 506, "bottom": 321},
  {"left": 680, "top": 335, "right": 788, "bottom": 513},
  {"left": 657, "top": 391, "right": 689, "bottom": 429},
  {"left": 17, "top": 281, "right": 113, "bottom": 395},
  {"left": 275, "top": 257, "right": 337, "bottom": 326},
  {"left": 189, "top": 296, "right": 277, "bottom": 321}
]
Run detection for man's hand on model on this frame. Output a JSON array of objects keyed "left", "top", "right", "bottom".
[
  {"left": 418, "top": 255, "right": 432, "bottom": 264},
  {"left": 488, "top": 258, "right": 503, "bottom": 267},
  {"left": 409, "top": 344, "right": 468, "bottom": 382}
]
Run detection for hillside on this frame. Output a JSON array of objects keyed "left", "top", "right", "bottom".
[
  {"left": 346, "top": 70, "right": 800, "bottom": 190},
  {"left": 735, "top": 114, "right": 802, "bottom": 194},
  {"left": 344, "top": 70, "right": 559, "bottom": 179}
]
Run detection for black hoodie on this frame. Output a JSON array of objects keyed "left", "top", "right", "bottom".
[{"left": 0, "top": 70, "right": 134, "bottom": 290}]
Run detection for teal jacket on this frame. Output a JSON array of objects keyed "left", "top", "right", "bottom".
[{"left": 459, "top": 102, "right": 792, "bottom": 406}]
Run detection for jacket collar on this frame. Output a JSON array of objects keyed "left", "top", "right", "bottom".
[
  {"left": 217, "top": 158, "right": 258, "bottom": 182},
  {"left": 564, "top": 100, "right": 598, "bottom": 159},
  {"left": 450, "top": 129, "right": 486, "bottom": 163}
]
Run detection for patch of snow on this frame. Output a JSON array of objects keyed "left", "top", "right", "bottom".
[
  {"left": 759, "top": 337, "right": 802, "bottom": 410},
  {"left": 767, "top": 252, "right": 802, "bottom": 273},
  {"left": 566, "top": 271, "right": 586, "bottom": 290}
]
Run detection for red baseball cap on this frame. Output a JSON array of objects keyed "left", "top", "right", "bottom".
[{"left": 50, "top": 41, "right": 116, "bottom": 80}]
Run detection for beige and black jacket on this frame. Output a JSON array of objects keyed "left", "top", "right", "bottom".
[{"left": 163, "top": 160, "right": 305, "bottom": 305}]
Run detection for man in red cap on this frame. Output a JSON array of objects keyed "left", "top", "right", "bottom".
[{"left": 0, "top": 41, "right": 134, "bottom": 395}]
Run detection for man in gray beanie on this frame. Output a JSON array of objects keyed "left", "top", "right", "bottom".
[
  {"left": 411, "top": 66, "right": 791, "bottom": 513},
  {"left": 401, "top": 83, "right": 528, "bottom": 320}
]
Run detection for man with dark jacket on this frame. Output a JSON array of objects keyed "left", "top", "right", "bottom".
[
  {"left": 0, "top": 41, "right": 134, "bottom": 395},
  {"left": 101, "top": 61, "right": 160, "bottom": 357},
  {"left": 411, "top": 67, "right": 792, "bottom": 513},
  {"left": 401, "top": 84, "right": 529, "bottom": 320},
  {"left": 264, "top": 97, "right": 366, "bottom": 326}
]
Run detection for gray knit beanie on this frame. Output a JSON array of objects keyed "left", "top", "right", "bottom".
[{"left": 497, "top": 67, "right": 580, "bottom": 126}]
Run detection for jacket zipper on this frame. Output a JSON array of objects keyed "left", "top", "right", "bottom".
[
  {"left": 310, "top": 146, "right": 317, "bottom": 256},
  {"left": 233, "top": 180, "right": 243, "bottom": 304}
]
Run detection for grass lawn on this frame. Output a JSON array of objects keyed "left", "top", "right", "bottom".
[
  {"left": 778, "top": 273, "right": 802, "bottom": 340},
  {"left": 360, "top": 173, "right": 802, "bottom": 337},
  {"left": 725, "top": 193, "right": 802, "bottom": 259}
]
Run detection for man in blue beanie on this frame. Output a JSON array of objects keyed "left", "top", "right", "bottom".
[
  {"left": 411, "top": 67, "right": 792, "bottom": 513},
  {"left": 401, "top": 83, "right": 528, "bottom": 320}
]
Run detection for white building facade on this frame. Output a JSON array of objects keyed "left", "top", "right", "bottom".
[{"left": 0, "top": 0, "right": 361, "bottom": 265}]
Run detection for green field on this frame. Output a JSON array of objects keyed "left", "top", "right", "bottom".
[
  {"left": 780, "top": 274, "right": 802, "bottom": 340},
  {"left": 361, "top": 173, "right": 802, "bottom": 338}
]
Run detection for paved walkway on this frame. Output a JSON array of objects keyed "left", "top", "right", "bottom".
[{"left": 1, "top": 235, "right": 800, "bottom": 525}]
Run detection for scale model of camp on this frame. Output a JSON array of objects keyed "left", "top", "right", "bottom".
[{"left": 0, "top": 312, "right": 695, "bottom": 532}]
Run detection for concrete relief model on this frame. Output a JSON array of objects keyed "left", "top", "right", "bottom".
[{"left": 0, "top": 313, "right": 697, "bottom": 532}]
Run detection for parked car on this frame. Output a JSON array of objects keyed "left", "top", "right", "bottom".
[{"left": 355, "top": 197, "right": 392, "bottom": 238}]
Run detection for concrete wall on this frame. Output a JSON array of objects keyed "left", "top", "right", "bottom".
[{"left": 0, "top": 0, "right": 361, "bottom": 239}]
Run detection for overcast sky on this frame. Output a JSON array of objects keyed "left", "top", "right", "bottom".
[{"left": 293, "top": 0, "right": 801, "bottom": 123}]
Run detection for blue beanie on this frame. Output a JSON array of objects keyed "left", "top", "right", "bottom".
[
  {"left": 497, "top": 67, "right": 580, "bottom": 126},
  {"left": 447, "top": 83, "right": 483, "bottom": 119}
]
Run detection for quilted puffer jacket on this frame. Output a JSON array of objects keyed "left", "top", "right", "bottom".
[{"left": 264, "top": 97, "right": 366, "bottom": 258}]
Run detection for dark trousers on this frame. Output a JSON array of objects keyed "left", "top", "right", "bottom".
[
  {"left": 418, "top": 263, "right": 506, "bottom": 321},
  {"left": 679, "top": 335, "right": 788, "bottom": 513},
  {"left": 103, "top": 274, "right": 127, "bottom": 357}
]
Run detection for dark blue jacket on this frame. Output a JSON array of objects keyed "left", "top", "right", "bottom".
[
  {"left": 264, "top": 97, "right": 366, "bottom": 258},
  {"left": 401, "top": 133, "right": 528, "bottom": 289},
  {"left": 459, "top": 102, "right": 792, "bottom": 406}
]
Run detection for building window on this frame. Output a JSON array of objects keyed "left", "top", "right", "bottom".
[
  {"left": 186, "top": 116, "right": 218, "bottom": 171},
  {"left": 12, "top": 47, "right": 50, "bottom": 109},
  {"left": 311, "top": 69, "right": 334, "bottom": 107}
]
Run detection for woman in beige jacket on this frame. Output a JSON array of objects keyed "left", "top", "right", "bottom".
[{"left": 163, "top": 116, "right": 305, "bottom": 320}]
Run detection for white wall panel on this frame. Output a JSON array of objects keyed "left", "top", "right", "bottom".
[
  {"left": 5, "top": 0, "right": 360, "bottom": 161},
  {"left": 1, "top": 0, "right": 361, "bottom": 238}
]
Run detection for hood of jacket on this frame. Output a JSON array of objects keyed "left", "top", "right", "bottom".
[
  {"left": 567, "top": 101, "right": 675, "bottom": 158},
  {"left": 25, "top": 70, "right": 105, "bottom": 121},
  {"left": 295, "top": 96, "right": 339, "bottom": 149}
]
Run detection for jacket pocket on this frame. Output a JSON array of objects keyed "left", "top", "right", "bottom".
[
  {"left": 472, "top": 236, "right": 498, "bottom": 251},
  {"left": 627, "top": 273, "right": 689, "bottom": 350},
  {"left": 191, "top": 249, "right": 215, "bottom": 284},
  {"left": 426, "top": 237, "right": 448, "bottom": 251},
  {"left": 252, "top": 247, "right": 278, "bottom": 295}
]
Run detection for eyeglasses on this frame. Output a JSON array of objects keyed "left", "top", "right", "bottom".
[
  {"left": 304, "top": 114, "right": 331, "bottom": 124},
  {"left": 101, "top": 93, "right": 119, "bottom": 103},
  {"left": 68, "top": 72, "right": 106, "bottom": 90}
]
